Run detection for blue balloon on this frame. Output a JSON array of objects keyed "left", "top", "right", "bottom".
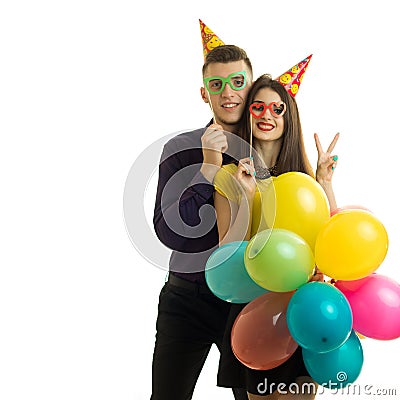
[
  {"left": 287, "top": 282, "right": 353, "bottom": 353},
  {"left": 302, "top": 330, "right": 364, "bottom": 387},
  {"left": 205, "top": 241, "right": 268, "bottom": 303}
]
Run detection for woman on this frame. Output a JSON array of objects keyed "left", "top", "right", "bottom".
[{"left": 214, "top": 74, "right": 339, "bottom": 399}]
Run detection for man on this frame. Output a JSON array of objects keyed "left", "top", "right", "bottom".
[{"left": 150, "top": 22, "right": 254, "bottom": 400}]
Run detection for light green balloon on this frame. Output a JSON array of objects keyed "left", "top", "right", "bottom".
[{"left": 244, "top": 229, "right": 315, "bottom": 292}]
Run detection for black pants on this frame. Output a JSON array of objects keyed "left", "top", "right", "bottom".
[{"left": 151, "top": 275, "right": 248, "bottom": 400}]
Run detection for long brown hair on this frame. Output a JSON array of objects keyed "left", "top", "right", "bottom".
[{"left": 239, "top": 74, "right": 314, "bottom": 177}]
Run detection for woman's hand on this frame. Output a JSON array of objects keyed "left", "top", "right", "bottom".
[
  {"left": 314, "top": 133, "right": 340, "bottom": 185},
  {"left": 235, "top": 157, "right": 256, "bottom": 198},
  {"left": 309, "top": 267, "right": 324, "bottom": 283}
]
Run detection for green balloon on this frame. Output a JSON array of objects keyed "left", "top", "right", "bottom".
[{"left": 244, "top": 229, "right": 314, "bottom": 292}]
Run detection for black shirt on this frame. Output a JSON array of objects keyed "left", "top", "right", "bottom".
[{"left": 153, "top": 126, "right": 235, "bottom": 284}]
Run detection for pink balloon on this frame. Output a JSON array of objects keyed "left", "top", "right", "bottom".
[
  {"left": 335, "top": 274, "right": 400, "bottom": 340},
  {"left": 330, "top": 204, "right": 371, "bottom": 217},
  {"left": 231, "top": 291, "right": 298, "bottom": 370}
]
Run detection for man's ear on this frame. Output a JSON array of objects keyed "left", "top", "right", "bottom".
[{"left": 200, "top": 87, "right": 209, "bottom": 103}]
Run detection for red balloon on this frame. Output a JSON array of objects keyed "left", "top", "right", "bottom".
[
  {"left": 330, "top": 204, "right": 371, "bottom": 217},
  {"left": 335, "top": 274, "right": 400, "bottom": 340},
  {"left": 231, "top": 291, "right": 298, "bottom": 370}
]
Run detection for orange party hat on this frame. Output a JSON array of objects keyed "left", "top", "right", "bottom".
[
  {"left": 199, "top": 19, "right": 225, "bottom": 59},
  {"left": 275, "top": 54, "right": 313, "bottom": 97}
]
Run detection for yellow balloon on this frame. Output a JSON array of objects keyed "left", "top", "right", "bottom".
[
  {"left": 356, "top": 331, "right": 366, "bottom": 340},
  {"left": 315, "top": 210, "right": 388, "bottom": 280},
  {"left": 261, "top": 172, "right": 330, "bottom": 250}
]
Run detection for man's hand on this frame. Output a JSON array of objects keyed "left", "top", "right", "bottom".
[{"left": 200, "top": 124, "right": 228, "bottom": 182}]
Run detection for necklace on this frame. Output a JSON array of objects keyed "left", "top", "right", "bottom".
[{"left": 255, "top": 164, "right": 278, "bottom": 179}]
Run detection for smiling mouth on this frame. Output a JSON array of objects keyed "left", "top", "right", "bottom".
[
  {"left": 222, "top": 103, "right": 239, "bottom": 109},
  {"left": 257, "top": 122, "right": 274, "bottom": 132}
]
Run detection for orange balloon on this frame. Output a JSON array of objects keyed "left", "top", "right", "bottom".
[{"left": 231, "top": 291, "right": 298, "bottom": 370}]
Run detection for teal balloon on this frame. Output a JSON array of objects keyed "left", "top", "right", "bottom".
[
  {"left": 287, "top": 282, "right": 353, "bottom": 353},
  {"left": 302, "top": 330, "right": 364, "bottom": 387},
  {"left": 205, "top": 241, "right": 268, "bottom": 303}
]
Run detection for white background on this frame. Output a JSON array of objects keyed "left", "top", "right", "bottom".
[{"left": 1, "top": 0, "right": 400, "bottom": 399}]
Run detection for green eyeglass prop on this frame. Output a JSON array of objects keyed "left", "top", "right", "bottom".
[{"left": 203, "top": 71, "right": 247, "bottom": 95}]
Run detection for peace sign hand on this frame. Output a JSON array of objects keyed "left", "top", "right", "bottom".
[{"left": 314, "top": 133, "right": 340, "bottom": 185}]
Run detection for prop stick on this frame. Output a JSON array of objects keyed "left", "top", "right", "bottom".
[
  {"left": 206, "top": 91, "right": 216, "bottom": 124},
  {"left": 249, "top": 113, "right": 253, "bottom": 159}
]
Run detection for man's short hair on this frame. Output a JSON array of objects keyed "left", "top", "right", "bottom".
[{"left": 202, "top": 45, "right": 253, "bottom": 78}]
